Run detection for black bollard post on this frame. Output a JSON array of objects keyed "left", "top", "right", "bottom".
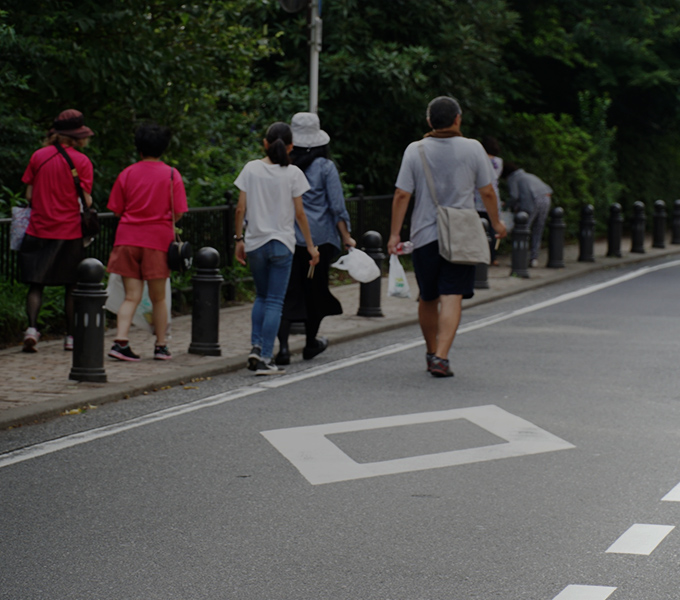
[
  {"left": 510, "top": 211, "right": 530, "bottom": 278},
  {"left": 474, "top": 218, "right": 490, "bottom": 289},
  {"left": 607, "top": 203, "right": 623, "bottom": 258},
  {"left": 188, "top": 247, "right": 224, "bottom": 356},
  {"left": 653, "top": 199, "right": 667, "bottom": 249},
  {"left": 547, "top": 206, "right": 565, "bottom": 268},
  {"left": 69, "top": 258, "right": 107, "bottom": 383},
  {"left": 672, "top": 200, "right": 680, "bottom": 245},
  {"left": 578, "top": 204, "right": 595, "bottom": 262},
  {"left": 631, "top": 200, "right": 646, "bottom": 253},
  {"left": 358, "top": 230, "right": 385, "bottom": 317}
]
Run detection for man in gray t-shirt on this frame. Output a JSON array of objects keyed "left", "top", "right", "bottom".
[{"left": 388, "top": 96, "right": 507, "bottom": 378}]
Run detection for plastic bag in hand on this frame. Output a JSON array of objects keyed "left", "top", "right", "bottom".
[
  {"left": 105, "top": 273, "right": 172, "bottom": 333},
  {"left": 387, "top": 254, "right": 411, "bottom": 298},
  {"left": 331, "top": 247, "right": 381, "bottom": 283},
  {"left": 10, "top": 206, "right": 31, "bottom": 251}
]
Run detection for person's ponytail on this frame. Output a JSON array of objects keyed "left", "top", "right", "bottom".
[{"left": 265, "top": 122, "right": 293, "bottom": 166}]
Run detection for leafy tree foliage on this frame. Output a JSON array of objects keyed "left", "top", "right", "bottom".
[
  {"left": 0, "top": 1, "right": 277, "bottom": 209},
  {"left": 3, "top": 0, "right": 680, "bottom": 232},
  {"left": 505, "top": 0, "right": 680, "bottom": 210},
  {"left": 248, "top": 0, "right": 519, "bottom": 192}
]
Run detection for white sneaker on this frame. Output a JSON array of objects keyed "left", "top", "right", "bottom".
[
  {"left": 22, "top": 327, "right": 40, "bottom": 353},
  {"left": 254, "top": 358, "right": 284, "bottom": 375},
  {"left": 530, "top": 259, "right": 539, "bottom": 268}
]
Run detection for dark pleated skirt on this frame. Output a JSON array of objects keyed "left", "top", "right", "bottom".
[
  {"left": 18, "top": 234, "right": 84, "bottom": 285},
  {"left": 281, "top": 243, "right": 342, "bottom": 322}
]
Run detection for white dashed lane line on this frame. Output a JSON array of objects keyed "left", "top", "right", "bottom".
[
  {"left": 556, "top": 482, "right": 680, "bottom": 596},
  {"left": 605, "top": 523, "right": 675, "bottom": 555},
  {"left": 552, "top": 586, "right": 617, "bottom": 600},
  {"left": 661, "top": 481, "right": 680, "bottom": 502}
]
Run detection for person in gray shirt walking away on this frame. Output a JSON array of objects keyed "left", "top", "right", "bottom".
[
  {"left": 388, "top": 96, "right": 507, "bottom": 378},
  {"left": 502, "top": 162, "right": 553, "bottom": 267}
]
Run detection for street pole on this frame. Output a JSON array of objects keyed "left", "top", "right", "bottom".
[{"left": 309, "top": 0, "right": 322, "bottom": 113}]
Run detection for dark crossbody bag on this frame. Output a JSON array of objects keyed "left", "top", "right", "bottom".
[
  {"left": 166, "top": 168, "right": 192, "bottom": 273},
  {"left": 54, "top": 143, "right": 100, "bottom": 246}
]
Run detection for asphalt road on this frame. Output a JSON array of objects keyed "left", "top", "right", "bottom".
[{"left": 2, "top": 258, "right": 680, "bottom": 600}]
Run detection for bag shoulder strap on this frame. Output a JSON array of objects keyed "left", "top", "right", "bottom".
[
  {"left": 53, "top": 143, "right": 86, "bottom": 211},
  {"left": 417, "top": 141, "right": 440, "bottom": 209},
  {"left": 33, "top": 150, "right": 60, "bottom": 178},
  {"left": 169, "top": 167, "right": 179, "bottom": 241}
]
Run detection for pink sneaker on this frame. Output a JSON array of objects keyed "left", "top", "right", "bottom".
[{"left": 22, "top": 327, "right": 40, "bottom": 353}]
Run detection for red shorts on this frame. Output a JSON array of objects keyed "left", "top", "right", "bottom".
[{"left": 107, "top": 245, "right": 170, "bottom": 280}]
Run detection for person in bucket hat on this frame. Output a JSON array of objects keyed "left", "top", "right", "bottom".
[
  {"left": 49, "top": 109, "right": 95, "bottom": 139},
  {"left": 274, "top": 112, "right": 355, "bottom": 366},
  {"left": 17, "top": 109, "right": 95, "bottom": 353}
]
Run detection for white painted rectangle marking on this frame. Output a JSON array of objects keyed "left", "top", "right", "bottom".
[
  {"left": 661, "top": 481, "right": 680, "bottom": 502},
  {"left": 552, "top": 585, "right": 616, "bottom": 600},
  {"left": 261, "top": 405, "right": 574, "bottom": 485},
  {"left": 605, "top": 523, "right": 674, "bottom": 555}
]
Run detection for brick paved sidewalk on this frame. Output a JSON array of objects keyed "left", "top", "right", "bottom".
[{"left": 2, "top": 237, "right": 679, "bottom": 428}]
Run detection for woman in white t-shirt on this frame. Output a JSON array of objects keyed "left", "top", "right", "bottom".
[{"left": 234, "top": 122, "right": 320, "bottom": 375}]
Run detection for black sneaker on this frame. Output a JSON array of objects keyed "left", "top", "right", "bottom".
[
  {"left": 247, "top": 346, "right": 261, "bottom": 371},
  {"left": 254, "top": 359, "right": 284, "bottom": 375},
  {"left": 154, "top": 345, "right": 172, "bottom": 361},
  {"left": 109, "top": 342, "right": 141, "bottom": 362},
  {"left": 302, "top": 336, "right": 328, "bottom": 360},
  {"left": 429, "top": 356, "right": 453, "bottom": 378}
]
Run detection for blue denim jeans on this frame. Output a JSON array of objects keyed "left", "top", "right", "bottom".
[{"left": 247, "top": 239, "right": 294, "bottom": 359}]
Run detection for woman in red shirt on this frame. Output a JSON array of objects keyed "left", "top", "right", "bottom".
[
  {"left": 106, "top": 124, "right": 188, "bottom": 362},
  {"left": 19, "top": 109, "right": 94, "bottom": 353}
]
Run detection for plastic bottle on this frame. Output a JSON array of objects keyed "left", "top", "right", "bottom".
[{"left": 395, "top": 241, "right": 414, "bottom": 255}]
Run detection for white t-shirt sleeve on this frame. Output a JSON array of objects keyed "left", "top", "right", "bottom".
[{"left": 234, "top": 161, "right": 250, "bottom": 192}]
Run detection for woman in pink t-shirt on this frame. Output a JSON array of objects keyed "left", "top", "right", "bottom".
[
  {"left": 106, "top": 124, "right": 188, "bottom": 362},
  {"left": 18, "top": 109, "right": 95, "bottom": 353}
]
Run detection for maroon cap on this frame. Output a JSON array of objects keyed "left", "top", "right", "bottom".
[{"left": 49, "top": 109, "right": 94, "bottom": 139}]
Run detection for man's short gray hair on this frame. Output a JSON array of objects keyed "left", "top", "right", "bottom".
[{"left": 427, "top": 96, "right": 462, "bottom": 129}]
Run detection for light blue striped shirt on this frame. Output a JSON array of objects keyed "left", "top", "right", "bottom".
[{"left": 294, "top": 157, "right": 351, "bottom": 249}]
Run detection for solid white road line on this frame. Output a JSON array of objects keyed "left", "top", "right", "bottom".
[
  {"left": 661, "top": 481, "right": 680, "bottom": 502},
  {"left": 605, "top": 523, "right": 675, "bottom": 555},
  {"left": 552, "top": 585, "right": 617, "bottom": 600},
  {"left": 2, "top": 258, "right": 680, "bottom": 470},
  {"left": 0, "top": 387, "right": 262, "bottom": 469},
  {"left": 458, "top": 258, "right": 680, "bottom": 335}
]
